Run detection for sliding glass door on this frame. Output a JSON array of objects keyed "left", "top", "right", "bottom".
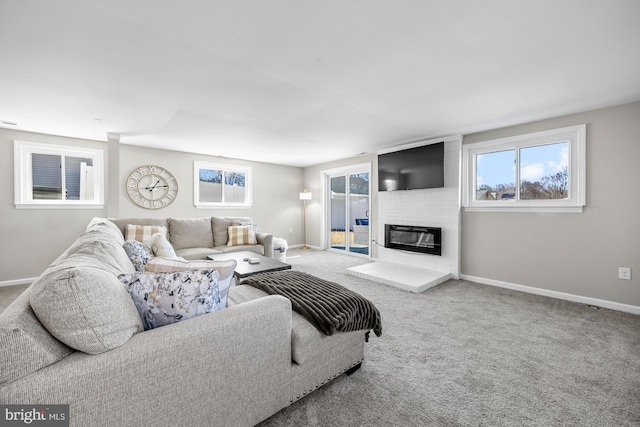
[{"left": 327, "top": 168, "right": 370, "bottom": 256}]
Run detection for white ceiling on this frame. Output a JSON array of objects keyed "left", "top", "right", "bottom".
[{"left": 1, "top": 0, "right": 639, "bottom": 167}]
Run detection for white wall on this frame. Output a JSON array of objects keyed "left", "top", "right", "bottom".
[
  {"left": 302, "top": 139, "right": 461, "bottom": 279},
  {"left": 461, "top": 101, "right": 640, "bottom": 307},
  {"left": 303, "top": 103, "right": 640, "bottom": 310},
  {"left": 377, "top": 137, "right": 461, "bottom": 277},
  {"left": 118, "top": 144, "right": 303, "bottom": 245},
  {"left": 0, "top": 129, "right": 108, "bottom": 282},
  {"left": 0, "top": 130, "right": 304, "bottom": 283},
  {"left": 5, "top": 101, "right": 638, "bottom": 310}
]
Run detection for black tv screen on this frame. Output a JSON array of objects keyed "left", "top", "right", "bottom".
[{"left": 378, "top": 142, "right": 444, "bottom": 191}]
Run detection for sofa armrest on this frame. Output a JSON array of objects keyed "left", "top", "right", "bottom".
[
  {"left": 256, "top": 232, "right": 274, "bottom": 258},
  {"left": 1, "top": 296, "right": 293, "bottom": 427}
]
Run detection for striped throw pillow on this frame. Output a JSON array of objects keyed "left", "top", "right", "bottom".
[
  {"left": 125, "top": 224, "right": 167, "bottom": 248},
  {"left": 227, "top": 225, "right": 257, "bottom": 246}
]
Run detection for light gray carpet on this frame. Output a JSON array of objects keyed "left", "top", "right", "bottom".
[
  {"left": 2, "top": 251, "right": 638, "bottom": 426},
  {"left": 259, "top": 249, "right": 640, "bottom": 427}
]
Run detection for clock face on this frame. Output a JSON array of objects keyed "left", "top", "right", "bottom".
[{"left": 126, "top": 165, "right": 178, "bottom": 209}]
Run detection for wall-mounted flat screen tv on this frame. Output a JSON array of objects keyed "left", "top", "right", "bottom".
[{"left": 378, "top": 142, "right": 444, "bottom": 191}]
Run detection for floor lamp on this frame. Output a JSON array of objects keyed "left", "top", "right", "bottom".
[{"left": 299, "top": 188, "right": 312, "bottom": 250}]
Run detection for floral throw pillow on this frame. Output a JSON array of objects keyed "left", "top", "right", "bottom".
[
  {"left": 144, "top": 258, "right": 236, "bottom": 310},
  {"left": 118, "top": 269, "right": 221, "bottom": 331},
  {"left": 123, "top": 240, "right": 152, "bottom": 272}
]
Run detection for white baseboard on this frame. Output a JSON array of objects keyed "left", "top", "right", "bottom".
[
  {"left": 461, "top": 274, "right": 640, "bottom": 315},
  {"left": 0, "top": 277, "right": 36, "bottom": 288}
]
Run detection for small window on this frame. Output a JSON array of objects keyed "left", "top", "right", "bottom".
[
  {"left": 194, "top": 161, "right": 252, "bottom": 208},
  {"left": 462, "top": 124, "right": 585, "bottom": 213},
  {"left": 14, "top": 141, "right": 104, "bottom": 208}
]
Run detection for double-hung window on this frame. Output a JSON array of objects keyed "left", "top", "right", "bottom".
[
  {"left": 462, "top": 124, "right": 586, "bottom": 213},
  {"left": 14, "top": 140, "right": 104, "bottom": 208},
  {"left": 194, "top": 161, "right": 252, "bottom": 208}
]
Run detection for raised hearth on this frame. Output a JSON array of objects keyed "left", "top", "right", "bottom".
[{"left": 347, "top": 261, "right": 450, "bottom": 293}]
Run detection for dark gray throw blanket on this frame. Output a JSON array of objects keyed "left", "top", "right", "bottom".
[{"left": 241, "top": 270, "right": 382, "bottom": 337}]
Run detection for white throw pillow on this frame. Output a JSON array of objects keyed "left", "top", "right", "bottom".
[{"left": 150, "top": 233, "right": 178, "bottom": 258}]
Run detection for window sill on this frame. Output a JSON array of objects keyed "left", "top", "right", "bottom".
[
  {"left": 464, "top": 206, "right": 583, "bottom": 213},
  {"left": 15, "top": 203, "right": 105, "bottom": 210},
  {"left": 194, "top": 204, "right": 252, "bottom": 209}
]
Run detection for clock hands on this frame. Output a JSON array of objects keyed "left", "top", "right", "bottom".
[
  {"left": 143, "top": 180, "right": 160, "bottom": 191},
  {"left": 144, "top": 180, "right": 168, "bottom": 191}
]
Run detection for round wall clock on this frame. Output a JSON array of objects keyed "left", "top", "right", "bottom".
[{"left": 126, "top": 165, "right": 178, "bottom": 209}]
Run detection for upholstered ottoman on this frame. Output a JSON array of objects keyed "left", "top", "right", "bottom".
[{"left": 227, "top": 270, "right": 382, "bottom": 402}]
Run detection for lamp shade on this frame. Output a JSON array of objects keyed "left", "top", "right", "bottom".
[{"left": 299, "top": 191, "right": 312, "bottom": 201}]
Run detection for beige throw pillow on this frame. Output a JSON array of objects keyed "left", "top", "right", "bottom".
[
  {"left": 212, "top": 216, "right": 253, "bottom": 247},
  {"left": 227, "top": 225, "right": 257, "bottom": 246},
  {"left": 126, "top": 224, "right": 168, "bottom": 248}
]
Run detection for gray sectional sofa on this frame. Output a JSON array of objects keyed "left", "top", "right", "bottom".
[
  {"left": 0, "top": 217, "right": 368, "bottom": 427},
  {"left": 109, "top": 215, "right": 275, "bottom": 259}
]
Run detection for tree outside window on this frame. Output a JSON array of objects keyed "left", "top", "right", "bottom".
[
  {"left": 194, "top": 162, "right": 251, "bottom": 207},
  {"left": 463, "top": 124, "right": 585, "bottom": 213}
]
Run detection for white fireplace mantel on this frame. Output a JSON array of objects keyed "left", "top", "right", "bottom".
[{"left": 348, "top": 136, "right": 461, "bottom": 292}]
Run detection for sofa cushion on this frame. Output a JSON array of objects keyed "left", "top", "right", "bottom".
[
  {"left": 119, "top": 269, "right": 221, "bottom": 330},
  {"left": 212, "top": 216, "right": 252, "bottom": 247},
  {"left": 174, "top": 247, "right": 224, "bottom": 260},
  {"left": 169, "top": 217, "right": 214, "bottom": 250},
  {"left": 0, "top": 287, "right": 73, "bottom": 386},
  {"left": 29, "top": 267, "right": 143, "bottom": 354},
  {"left": 150, "top": 233, "right": 178, "bottom": 258},
  {"left": 145, "top": 258, "right": 236, "bottom": 310},
  {"left": 123, "top": 240, "right": 152, "bottom": 272},
  {"left": 86, "top": 217, "right": 126, "bottom": 245},
  {"left": 228, "top": 284, "right": 267, "bottom": 306},
  {"left": 216, "top": 244, "right": 265, "bottom": 256},
  {"left": 126, "top": 224, "right": 168, "bottom": 248},
  {"left": 227, "top": 225, "right": 257, "bottom": 246},
  {"left": 228, "top": 285, "right": 310, "bottom": 365},
  {"left": 63, "top": 234, "right": 136, "bottom": 276}
]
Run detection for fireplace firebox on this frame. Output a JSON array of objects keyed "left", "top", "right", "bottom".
[{"left": 384, "top": 224, "right": 442, "bottom": 256}]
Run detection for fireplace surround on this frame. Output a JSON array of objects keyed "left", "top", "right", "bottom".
[{"left": 384, "top": 224, "right": 442, "bottom": 256}]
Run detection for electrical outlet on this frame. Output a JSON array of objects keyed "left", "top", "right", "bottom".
[
  {"left": 289, "top": 227, "right": 293, "bottom": 234},
  {"left": 618, "top": 267, "right": 631, "bottom": 280}
]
